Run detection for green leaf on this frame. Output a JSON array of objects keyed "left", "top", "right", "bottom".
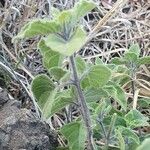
[
  {"left": 125, "top": 109, "right": 149, "bottom": 128},
  {"left": 95, "top": 57, "right": 103, "bottom": 64},
  {"left": 56, "top": 0, "right": 96, "bottom": 28},
  {"left": 38, "top": 39, "right": 61, "bottom": 69},
  {"left": 51, "top": 90, "right": 73, "bottom": 116},
  {"left": 75, "top": 56, "right": 86, "bottom": 75},
  {"left": 111, "top": 57, "right": 127, "bottom": 65},
  {"left": 124, "top": 43, "right": 140, "bottom": 62},
  {"left": 60, "top": 121, "right": 86, "bottom": 150},
  {"left": 31, "top": 74, "right": 55, "bottom": 105},
  {"left": 137, "top": 98, "right": 150, "bottom": 108},
  {"left": 136, "top": 138, "right": 150, "bottom": 150},
  {"left": 60, "top": 72, "right": 71, "bottom": 83},
  {"left": 13, "top": 19, "right": 60, "bottom": 41},
  {"left": 84, "top": 87, "right": 108, "bottom": 103},
  {"left": 57, "top": 9, "right": 73, "bottom": 29},
  {"left": 73, "top": 0, "right": 96, "bottom": 23},
  {"left": 137, "top": 56, "right": 150, "bottom": 65},
  {"left": 115, "top": 129, "right": 125, "bottom": 150},
  {"left": 124, "top": 52, "right": 138, "bottom": 62},
  {"left": 44, "top": 26, "right": 86, "bottom": 56},
  {"left": 129, "top": 43, "right": 140, "bottom": 57},
  {"left": 104, "top": 83, "right": 127, "bottom": 111},
  {"left": 31, "top": 74, "right": 57, "bottom": 119},
  {"left": 118, "top": 127, "right": 140, "bottom": 145},
  {"left": 51, "top": 7, "right": 60, "bottom": 18},
  {"left": 83, "top": 64, "right": 111, "bottom": 88},
  {"left": 49, "top": 67, "right": 67, "bottom": 80}
]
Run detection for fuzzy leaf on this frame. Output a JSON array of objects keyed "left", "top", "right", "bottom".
[
  {"left": 125, "top": 109, "right": 149, "bottom": 128},
  {"left": 44, "top": 26, "right": 86, "bottom": 56},
  {"left": 111, "top": 57, "right": 127, "bottom": 65},
  {"left": 137, "top": 98, "right": 150, "bottom": 108},
  {"left": 95, "top": 57, "right": 103, "bottom": 64},
  {"left": 118, "top": 127, "right": 140, "bottom": 145},
  {"left": 75, "top": 56, "right": 86, "bottom": 75},
  {"left": 129, "top": 43, "right": 140, "bottom": 57},
  {"left": 115, "top": 129, "right": 125, "bottom": 150},
  {"left": 124, "top": 52, "right": 138, "bottom": 62},
  {"left": 84, "top": 87, "right": 108, "bottom": 103},
  {"left": 51, "top": 7, "right": 60, "bottom": 18},
  {"left": 104, "top": 83, "right": 127, "bottom": 111},
  {"left": 38, "top": 39, "right": 61, "bottom": 69},
  {"left": 137, "top": 56, "right": 150, "bottom": 65},
  {"left": 57, "top": 0, "right": 96, "bottom": 27},
  {"left": 60, "top": 121, "right": 86, "bottom": 150},
  {"left": 51, "top": 90, "right": 73, "bottom": 116},
  {"left": 31, "top": 74, "right": 57, "bottom": 119},
  {"left": 49, "top": 67, "right": 67, "bottom": 80},
  {"left": 57, "top": 10, "right": 73, "bottom": 29},
  {"left": 83, "top": 64, "right": 111, "bottom": 87},
  {"left": 73, "top": 0, "right": 96, "bottom": 22},
  {"left": 124, "top": 43, "right": 140, "bottom": 62},
  {"left": 60, "top": 72, "right": 71, "bottom": 83},
  {"left": 13, "top": 19, "right": 60, "bottom": 41},
  {"left": 31, "top": 74, "right": 55, "bottom": 104},
  {"left": 136, "top": 138, "right": 150, "bottom": 150}
]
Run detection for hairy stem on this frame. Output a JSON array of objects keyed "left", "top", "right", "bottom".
[
  {"left": 104, "top": 113, "right": 117, "bottom": 150},
  {"left": 70, "top": 55, "right": 94, "bottom": 150},
  {"left": 130, "top": 61, "right": 137, "bottom": 99}
]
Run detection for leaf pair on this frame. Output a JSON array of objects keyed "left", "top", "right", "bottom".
[
  {"left": 111, "top": 43, "right": 150, "bottom": 66},
  {"left": 13, "top": 0, "right": 96, "bottom": 56},
  {"left": 31, "top": 74, "right": 73, "bottom": 119}
]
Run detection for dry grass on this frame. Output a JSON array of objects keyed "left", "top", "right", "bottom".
[{"left": 0, "top": 0, "right": 150, "bottom": 146}]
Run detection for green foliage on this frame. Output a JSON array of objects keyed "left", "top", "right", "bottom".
[
  {"left": 13, "top": 0, "right": 96, "bottom": 56},
  {"left": 84, "top": 87, "right": 108, "bottom": 103},
  {"left": 124, "top": 43, "right": 140, "bottom": 62},
  {"left": 115, "top": 129, "right": 126, "bottom": 150},
  {"left": 111, "top": 43, "right": 149, "bottom": 68},
  {"left": 51, "top": 89, "right": 73, "bottom": 116},
  {"left": 136, "top": 138, "right": 150, "bottom": 150},
  {"left": 13, "top": 0, "right": 149, "bottom": 149},
  {"left": 125, "top": 109, "right": 149, "bottom": 128},
  {"left": 49, "top": 67, "right": 67, "bottom": 80},
  {"left": 128, "top": 43, "right": 140, "bottom": 57},
  {"left": 60, "top": 121, "right": 86, "bottom": 150},
  {"left": 82, "top": 64, "right": 111, "bottom": 87},
  {"left": 13, "top": 19, "right": 60, "bottom": 41},
  {"left": 44, "top": 27, "right": 86, "bottom": 56},
  {"left": 73, "top": 0, "right": 96, "bottom": 23},
  {"left": 104, "top": 82, "right": 127, "bottom": 111},
  {"left": 38, "top": 39, "right": 61, "bottom": 69},
  {"left": 118, "top": 126, "right": 140, "bottom": 145},
  {"left": 75, "top": 56, "right": 86, "bottom": 75},
  {"left": 137, "top": 56, "right": 150, "bottom": 65},
  {"left": 31, "top": 74, "right": 56, "bottom": 118},
  {"left": 111, "top": 57, "right": 127, "bottom": 65}
]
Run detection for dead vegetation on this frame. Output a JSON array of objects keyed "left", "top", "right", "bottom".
[{"left": 0, "top": 0, "right": 150, "bottom": 148}]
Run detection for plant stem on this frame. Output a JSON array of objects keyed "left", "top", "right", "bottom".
[
  {"left": 104, "top": 113, "right": 117, "bottom": 150},
  {"left": 97, "top": 115, "right": 107, "bottom": 140},
  {"left": 70, "top": 55, "right": 94, "bottom": 150},
  {"left": 131, "top": 62, "right": 136, "bottom": 97}
]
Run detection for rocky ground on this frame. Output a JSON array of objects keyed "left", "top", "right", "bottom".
[
  {"left": 0, "top": 89, "right": 58, "bottom": 150},
  {"left": 0, "top": 0, "right": 149, "bottom": 149}
]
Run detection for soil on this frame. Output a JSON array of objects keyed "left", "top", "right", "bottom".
[{"left": 0, "top": 89, "right": 58, "bottom": 150}]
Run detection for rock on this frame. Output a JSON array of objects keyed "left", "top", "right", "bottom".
[
  {"left": 0, "top": 89, "right": 58, "bottom": 150},
  {"left": 0, "top": 89, "right": 9, "bottom": 106}
]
